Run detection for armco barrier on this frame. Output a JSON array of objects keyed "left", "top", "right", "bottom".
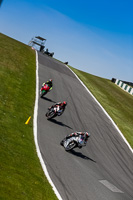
[{"left": 114, "top": 79, "right": 133, "bottom": 95}]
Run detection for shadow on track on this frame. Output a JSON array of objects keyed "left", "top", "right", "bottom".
[
  {"left": 41, "top": 96, "right": 56, "bottom": 103},
  {"left": 68, "top": 150, "right": 96, "bottom": 162},
  {"left": 49, "top": 118, "right": 73, "bottom": 129}
]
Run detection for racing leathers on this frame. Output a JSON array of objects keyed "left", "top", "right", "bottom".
[
  {"left": 49, "top": 102, "right": 66, "bottom": 116},
  {"left": 42, "top": 80, "right": 53, "bottom": 91},
  {"left": 65, "top": 132, "right": 90, "bottom": 148}
]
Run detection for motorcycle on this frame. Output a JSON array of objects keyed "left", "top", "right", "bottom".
[
  {"left": 45, "top": 106, "right": 63, "bottom": 120},
  {"left": 60, "top": 135, "right": 86, "bottom": 151},
  {"left": 40, "top": 84, "right": 50, "bottom": 98}
]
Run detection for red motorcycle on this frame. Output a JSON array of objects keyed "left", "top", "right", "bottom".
[{"left": 40, "top": 84, "right": 50, "bottom": 98}]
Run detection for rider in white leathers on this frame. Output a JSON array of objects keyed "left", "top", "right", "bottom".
[{"left": 63, "top": 132, "right": 90, "bottom": 148}]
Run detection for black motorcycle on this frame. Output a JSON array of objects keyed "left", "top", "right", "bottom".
[{"left": 45, "top": 106, "right": 63, "bottom": 120}]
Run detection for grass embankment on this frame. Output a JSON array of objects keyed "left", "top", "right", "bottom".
[
  {"left": 69, "top": 66, "right": 133, "bottom": 148},
  {"left": 0, "top": 33, "right": 58, "bottom": 200}
]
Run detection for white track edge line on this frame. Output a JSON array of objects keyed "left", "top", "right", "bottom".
[
  {"left": 33, "top": 51, "right": 63, "bottom": 200},
  {"left": 65, "top": 65, "right": 133, "bottom": 154}
]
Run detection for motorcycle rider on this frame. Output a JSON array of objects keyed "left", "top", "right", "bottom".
[
  {"left": 49, "top": 101, "right": 67, "bottom": 116},
  {"left": 42, "top": 79, "right": 53, "bottom": 90},
  {"left": 64, "top": 132, "right": 90, "bottom": 148}
]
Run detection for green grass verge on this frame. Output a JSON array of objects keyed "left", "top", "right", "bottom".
[
  {"left": 0, "top": 33, "right": 58, "bottom": 200},
  {"left": 69, "top": 66, "right": 133, "bottom": 148}
]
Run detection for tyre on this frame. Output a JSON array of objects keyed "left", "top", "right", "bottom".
[
  {"left": 46, "top": 109, "right": 56, "bottom": 120},
  {"left": 60, "top": 139, "right": 65, "bottom": 146},
  {"left": 40, "top": 90, "right": 47, "bottom": 98},
  {"left": 60, "top": 140, "right": 64, "bottom": 146},
  {"left": 65, "top": 141, "right": 77, "bottom": 151}
]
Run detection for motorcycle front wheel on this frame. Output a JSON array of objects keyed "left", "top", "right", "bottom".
[
  {"left": 40, "top": 90, "right": 47, "bottom": 98},
  {"left": 46, "top": 110, "right": 56, "bottom": 120},
  {"left": 65, "top": 141, "right": 77, "bottom": 151}
]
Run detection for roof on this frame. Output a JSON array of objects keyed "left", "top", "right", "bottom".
[{"left": 35, "top": 36, "right": 46, "bottom": 41}]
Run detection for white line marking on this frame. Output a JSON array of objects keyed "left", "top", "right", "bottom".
[
  {"left": 99, "top": 180, "right": 124, "bottom": 193},
  {"left": 65, "top": 65, "right": 133, "bottom": 154},
  {"left": 33, "top": 51, "right": 63, "bottom": 200}
]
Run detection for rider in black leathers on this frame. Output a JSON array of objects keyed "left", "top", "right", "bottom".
[{"left": 48, "top": 101, "right": 67, "bottom": 116}]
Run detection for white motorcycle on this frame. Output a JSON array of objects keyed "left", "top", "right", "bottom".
[{"left": 60, "top": 134, "right": 87, "bottom": 151}]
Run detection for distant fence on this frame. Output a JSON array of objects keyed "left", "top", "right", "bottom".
[{"left": 111, "top": 78, "right": 133, "bottom": 96}]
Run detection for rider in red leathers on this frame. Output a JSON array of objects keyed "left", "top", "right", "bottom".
[{"left": 42, "top": 79, "right": 53, "bottom": 91}]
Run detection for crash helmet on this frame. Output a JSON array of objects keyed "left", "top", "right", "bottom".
[
  {"left": 84, "top": 132, "right": 90, "bottom": 141},
  {"left": 49, "top": 79, "right": 52, "bottom": 82},
  {"left": 63, "top": 101, "right": 67, "bottom": 106},
  {"left": 61, "top": 101, "right": 67, "bottom": 107}
]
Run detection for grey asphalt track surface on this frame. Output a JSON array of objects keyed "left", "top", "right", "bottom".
[{"left": 37, "top": 52, "right": 133, "bottom": 200}]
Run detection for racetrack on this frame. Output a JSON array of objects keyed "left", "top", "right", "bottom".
[{"left": 37, "top": 52, "right": 133, "bottom": 200}]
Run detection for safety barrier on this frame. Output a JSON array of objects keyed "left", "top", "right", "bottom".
[{"left": 114, "top": 79, "right": 133, "bottom": 95}]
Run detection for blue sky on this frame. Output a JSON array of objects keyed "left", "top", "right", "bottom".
[{"left": 0, "top": 0, "right": 133, "bottom": 81}]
